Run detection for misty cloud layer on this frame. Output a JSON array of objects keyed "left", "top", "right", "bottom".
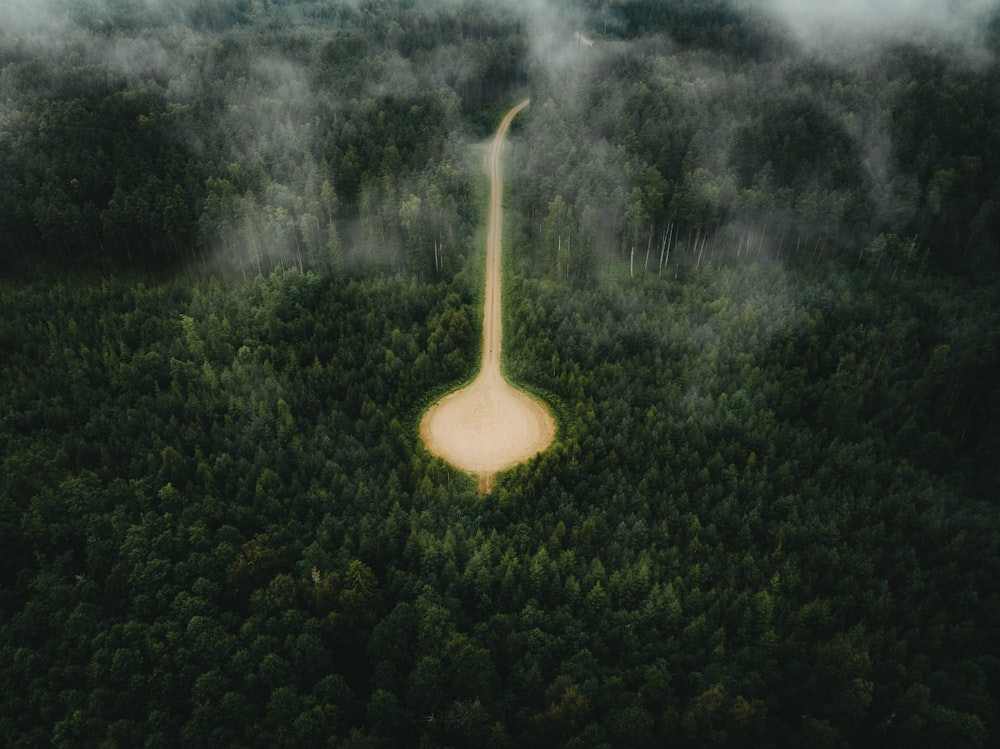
[
  {"left": 755, "top": 0, "right": 999, "bottom": 63},
  {"left": 5, "top": 0, "right": 996, "bottom": 278},
  {"left": 1, "top": 0, "right": 66, "bottom": 34}
]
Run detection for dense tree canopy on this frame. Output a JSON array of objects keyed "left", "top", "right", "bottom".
[
  {"left": 3, "top": 0, "right": 998, "bottom": 277},
  {"left": 2, "top": 263, "right": 997, "bottom": 747},
  {"left": 0, "top": 0, "right": 529, "bottom": 276},
  {"left": 2, "top": 1, "right": 999, "bottom": 747}
]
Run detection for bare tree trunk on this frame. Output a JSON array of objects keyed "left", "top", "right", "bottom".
[
  {"left": 945, "top": 382, "right": 963, "bottom": 420},
  {"left": 629, "top": 244, "right": 635, "bottom": 278},
  {"left": 293, "top": 234, "right": 304, "bottom": 273},
  {"left": 248, "top": 226, "right": 263, "bottom": 276},
  {"left": 566, "top": 231, "right": 571, "bottom": 279},
  {"left": 658, "top": 223, "right": 670, "bottom": 275},
  {"left": 228, "top": 238, "right": 248, "bottom": 281},
  {"left": 658, "top": 226, "right": 666, "bottom": 272},
  {"left": 868, "top": 341, "right": 890, "bottom": 391},
  {"left": 642, "top": 224, "right": 653, "bottom": 281}
]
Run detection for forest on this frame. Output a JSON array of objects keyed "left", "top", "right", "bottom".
[{"left": 2, "top": 0, "right": 999, "bottom": 747}]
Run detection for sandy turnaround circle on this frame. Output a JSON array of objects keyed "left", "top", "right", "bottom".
[{"left": 420, "top": 100, "right": 555, "bottom": 492}]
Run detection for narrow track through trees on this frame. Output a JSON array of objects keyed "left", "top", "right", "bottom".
[{"left": 419, "top": 100, "right": 555, "bottom": 493}]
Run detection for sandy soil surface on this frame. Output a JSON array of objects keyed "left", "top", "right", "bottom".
[{"left": 420, "top": 100, "right": 555, "bottom": 492}]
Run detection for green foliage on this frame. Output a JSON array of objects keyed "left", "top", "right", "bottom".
[
  {"left": 2, "top": 2, "right": 1000, "bottom": 748},
  {"left": 5, "top": 1, "right": 999, "bottom": 279},
  {"left": 509, "top": 8, "right": 1000, "bottom": 280},
  {"left": 0, "top": 0, "right": 528, "bottom": 276},
  {"left": 2, "top": 259, "right": 998, "bottom": 747}
]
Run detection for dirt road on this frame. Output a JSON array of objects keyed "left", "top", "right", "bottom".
[{"left": 419, "top": 100, "right": 555, "bottom": 493}]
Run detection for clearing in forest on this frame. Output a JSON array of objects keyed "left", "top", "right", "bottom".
[{"left": 420, "top": 100, "right": 556, "bottom": 493}]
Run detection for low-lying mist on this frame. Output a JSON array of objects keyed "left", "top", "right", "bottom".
[{"left": 1, "top": 0, "right": 997, "bottom": 280}]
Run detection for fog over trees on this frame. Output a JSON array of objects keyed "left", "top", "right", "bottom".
[{"left": 2, "top": 1, "right": 999, "bottom": 747}]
